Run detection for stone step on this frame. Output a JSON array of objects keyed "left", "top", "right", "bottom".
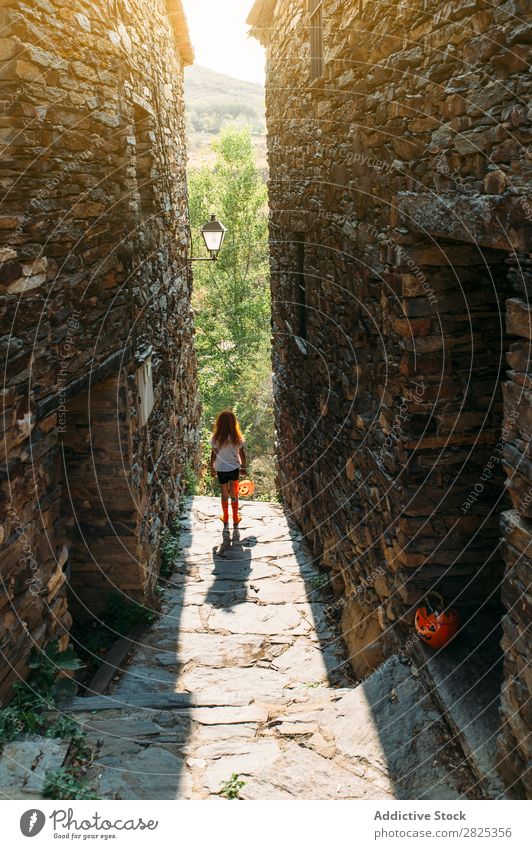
[
  {"left": 413, "top": 611, "right": 507, "bottom": 799},
  {"left": 60, "top": 692, "right": 252, "bottom": 712}
]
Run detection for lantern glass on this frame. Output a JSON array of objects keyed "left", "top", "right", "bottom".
[{"left": 201, "top": 214, "right": 227, "bottom": 255}]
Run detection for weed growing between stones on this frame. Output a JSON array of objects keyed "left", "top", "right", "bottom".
[
  {"left": 309, "top": 573, "right": 329, "bottom": 590},
  {"left": 183, "top": 463, "right": 199, "bottom": 496},
  {"left": 219, "top": 773, "right": 246, "bottom": 800},
  {"left": 160, "top": 512, "right": 184, "bottom": 578},
  {"left": 43, "top": 755, "right": 97, "bottom": 801},
  {"left": 42, "top": 767, "right": 97, "bottom": 800},
  {"left": 46, "top": 732, "right": 96, "bottom": 800}
]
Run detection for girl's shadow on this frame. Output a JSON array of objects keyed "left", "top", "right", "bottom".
[{"left": 205, "top": 528, "right": 258, "bottom": 609}]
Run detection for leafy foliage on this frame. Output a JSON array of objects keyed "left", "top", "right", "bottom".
[
  {"left": 160, "top": 526, "right": 183, "bottom": 578},
  {"left": 189, "top": 126, "right": 278, "bottom": 500},
  {"left": 103, "top": 591, "right": 157, "bottom": 633},
  {"left": 183, "top": 462, "right": 199, "bottom": 496},
  {"left": 12, "top": 642, "right": 83, "bottom": 713},
  {"left": 309, "top": 574, "right": 330, "bottom": 590},
  {"left": 42, "top": 767, "right": 97, "bottom": 801},
  {"left": 0, "top": 641, "right": 85, "bottom": 748},
  {"left": 219, "top": 773, "right": 246, "bottom": 800},
  {"left": 45, "top": 715, "right": 79, "bottom": 740},
  {"left": 0, "top": 706, "right": 25, "bottom": 744}
]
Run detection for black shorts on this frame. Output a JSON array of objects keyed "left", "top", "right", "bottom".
[{"left": 217, "top": 467, "right": 240, "bottom": 484}]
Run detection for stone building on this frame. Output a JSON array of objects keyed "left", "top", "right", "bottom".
[
  {"left": 249, "top": 0, "right": 531, "bottom": 795},
  {"left": 0, "top": 1, "right": 200, "bottom": 699}
]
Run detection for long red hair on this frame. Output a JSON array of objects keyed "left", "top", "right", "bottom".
[{"left": 212, "top": 410, "right": 243, "bottom": 447}]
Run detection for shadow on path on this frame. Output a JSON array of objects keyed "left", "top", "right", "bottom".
[{"left": 205, "top": 528, "right": 257, "bottom": 608}]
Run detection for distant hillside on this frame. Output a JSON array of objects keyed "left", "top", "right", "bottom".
[
  {"left": 185, "top": 65, "right": 267, "bottom": 170},
  {"left": 184, "top": 65, "right": 266, "bottom": 136}
]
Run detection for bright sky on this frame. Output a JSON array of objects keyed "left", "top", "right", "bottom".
[{"left": 181, "top": 0, "right": 265, "bottom": 84}]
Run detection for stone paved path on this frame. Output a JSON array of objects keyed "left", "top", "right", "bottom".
[
  {"left": 0, "top": 497, "right": 479, "bottom": 800},
  {"left": 76, "top": 497, "right": 477, "bottom": 800}
]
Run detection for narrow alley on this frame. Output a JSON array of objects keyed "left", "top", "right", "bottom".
[{"left": 0, "top": 0, "right": 530, "bottom": 825}]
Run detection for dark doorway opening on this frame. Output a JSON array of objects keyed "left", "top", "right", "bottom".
[{"left": 409, "top": 237, "right": 514, "bottom": 797}]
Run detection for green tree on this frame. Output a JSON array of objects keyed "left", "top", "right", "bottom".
[{"left": 189, "top": 126, "right": 277, "bottom": 498}]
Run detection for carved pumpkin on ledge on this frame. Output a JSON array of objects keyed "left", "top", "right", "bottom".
[{"left": 415, "top": 592, "right": 460, "bottom": 649}]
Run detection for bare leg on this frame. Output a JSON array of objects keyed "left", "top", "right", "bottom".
[{"left": 231, "top": 478, "right": 240, "bottom": 525}]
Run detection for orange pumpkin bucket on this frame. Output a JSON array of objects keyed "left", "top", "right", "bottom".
[
  {"left": 238, "top": 479, "right": 255, "bottom": 498},
  {"left": 415, "top": 591, "right": 460, "bottom": 649}
]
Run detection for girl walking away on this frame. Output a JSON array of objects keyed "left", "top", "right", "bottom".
[{"left": 210, "top": 410, "right": 247, "bottom": 527}]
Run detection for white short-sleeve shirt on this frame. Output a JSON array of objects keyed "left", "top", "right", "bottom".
[{"left": 211, "top": 437, "right": 245, "bottom": 472}]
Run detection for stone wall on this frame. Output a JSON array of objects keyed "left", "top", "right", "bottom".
[
  {"left": 0, "top": 0, "right": 200, "bottom": 698},
  {"left": 250, "top": 0, "right": 531, "bottom": 795},
  {"left": 497, "top": 255, "right": 532, "bottom": 798}
]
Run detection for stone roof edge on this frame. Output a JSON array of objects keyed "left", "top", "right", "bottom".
[
  {"left": 166, "top": 0, "right": 195, "bottom": 66},
  {"left": 247, "top": 0, "right": 276, "bottom": 46}
]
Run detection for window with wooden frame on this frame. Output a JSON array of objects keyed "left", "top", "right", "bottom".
[{"left": 309, "top": 0, "right": 324, "bottom": 81}]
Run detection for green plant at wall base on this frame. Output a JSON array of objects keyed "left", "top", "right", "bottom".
[
  {"left": 0, "top": 641, "right": 85, "bottom": 750},
  {"left": 219, "top": 773, "right": 246, "bottom": 799},
  {"left": 45, "top": 715, "right": 80, "bottom": 740},
  {"left": 169, "top": 512, "right": 182, "bottom": 536},
  {"left": 10, "top": 642, "right": 83, "bottom": 716},
  {"left": 183, "top": 463, "right": 199, "bottom": 495},
  {"left": 42, "top": 731, "right": 97, "bottom": 800},
  {"left": 102, "top": 591, "right": 157, "bottom": 633},
  {"left": 309, "top": 574, "right": 329, "bottom": 590},
  {"left": 0, "top": 706, "right": 26, "bottom": 745},
  {"left": 42, "top": 767, "right": 98, "bottom": 800},
  {"left": 160, "top": 527, "right": 183, "bottom": 578},
  {"left": 25, "top": 643, "right": 83, "bottom": 701}
]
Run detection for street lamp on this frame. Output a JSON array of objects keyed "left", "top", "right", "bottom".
[{"left": 190, "top": 213, "right": 227, "bottom": 262}]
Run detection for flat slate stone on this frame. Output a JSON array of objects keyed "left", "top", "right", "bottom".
[
  {"left": 0, "top": 736, "right": 69, "bottom": 799},
  {"left": 244, "top": 744, "right": 393, "bottom": 801},
  {"left": 113, "top": 665, "right": 180, "bottom": 695},
  {"left": 250, "top": 579, "right": 307, "bottom": 604},
  {"left": 155, "top": 633, "right": 267, "bottom": 668},
  {"left": 208, "top": 602, "right": 305, "bottom": 635},
  {"left": 179, "top": 665, "right": 290, "bottom": 704},
  {"left": 273, "top": 638, "right": 331, "bottom": 683},
  {"left": 96, "top": 747, "right": 194, "bottom": 800},
  {"left": 79, "top": 719, "right": 164, "bottom": 739},
  {"left": 62, "top": 693, "right": 193, "bottom": 712},
  {"left": 331, "top": 656, "right": 474, "bottom": 799},
  {"left": 187, "top": 705, "right": 268, "bottom": 725}
]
